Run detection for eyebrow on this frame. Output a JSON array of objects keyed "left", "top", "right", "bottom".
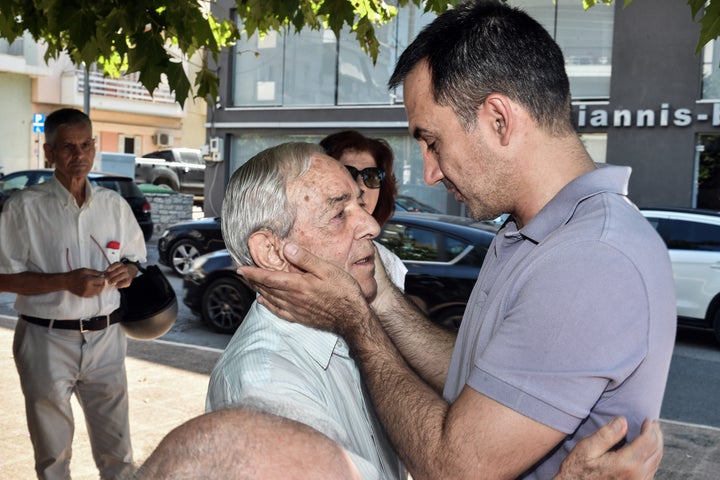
[{"left": 322, "top": 193, "right": 352, "bottom": 214}]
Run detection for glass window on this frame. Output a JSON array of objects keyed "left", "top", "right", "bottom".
[
  {"left": 230, "top": 133, "right": 449, "bottom": 214},
  {"left": 233, "top": 30, "right": 286, "bottom": 106},
  {"left": 283, "top": 29, "right": 338, "bottom": 106},
  {"left": 178, "top": 151, "right": 203, "bottom": 165},
  {"left": 337, "top": 22, "right": 396, "bottom": 105},
  {"left": 459, "top": 243, "right": 490, "bottom": 268},
  {"left": 702, "top": 40, "right": 720, "bottom": 100},
  {"left": 662, "top": 219, "right": 720, "bottom": 251},
  {"left": 231, "top": 134, "right": 321, "bottom": 173},
  {"left": 0, "top": 173, "right": 33, "bottom": 193},
  {"left": 383, "top": 4, "right": 437, "bottom": 104},
  {"left": 514, "top": 0, "right": 614, "bottom": 99},
  {"left": 232, "top": 4, "right": 436, "bottom": 107},
  {"left": 379, "top": 222, "right": 440, "bottom": 261}
]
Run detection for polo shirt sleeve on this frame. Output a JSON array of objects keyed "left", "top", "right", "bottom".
[{"left": 466, "top": 240, "right": 649, "bottom": 434}]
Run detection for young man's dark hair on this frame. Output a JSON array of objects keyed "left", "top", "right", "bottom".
[{"left": 389, "top": 0, "right": 573, "bottom": 135}]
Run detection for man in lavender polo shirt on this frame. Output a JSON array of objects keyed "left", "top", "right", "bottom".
[
  {"left": 236, "top": 1, "right": 674, "bottom": 478},
  {"left": 444, "top": 163, "right": 675, "bottom": 478}
]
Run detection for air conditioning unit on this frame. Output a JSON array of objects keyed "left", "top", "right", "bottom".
[{"left": 152, "top": 133, "right": 174, "bottom": 147}]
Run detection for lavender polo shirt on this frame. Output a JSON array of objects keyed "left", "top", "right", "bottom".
[{"left": 444, "top": 165, "right": 676, "bottom": 479}]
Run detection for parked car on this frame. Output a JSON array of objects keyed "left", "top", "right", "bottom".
[
  {"left": 183, "top": 212, "right": 499, "bottom": 333},
  {"left": 641, "top": 207, "right": 720, "bottom": 342},
  {"left": 183, "top": 249, "right": 255, "bottom": 333},
  {"left": 157, "top": 217, "right": 225, "bottom": 275},
  {"left": 379, "top": 212, "right": 498, "bottom": 328},
  {"left": 394, "top": 194, "right": 441, "bottom": 213},
  {"left": 135, "top": 148, "right": 205, "bottom": 197},
  {"left": 0, "top": 169, "right": 153, "bottom": 241}
]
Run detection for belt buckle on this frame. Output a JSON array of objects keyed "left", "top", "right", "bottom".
[{"left": 79, "top": 318, "right": 89, "bottom": 333}]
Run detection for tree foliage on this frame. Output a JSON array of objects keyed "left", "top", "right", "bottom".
[{"left": 0, "top": 0, "right": 717, "bottom": 107}]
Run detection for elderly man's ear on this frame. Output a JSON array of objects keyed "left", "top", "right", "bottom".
[{"left": 248, "top": 230, "right": 288, "bottom": 271}]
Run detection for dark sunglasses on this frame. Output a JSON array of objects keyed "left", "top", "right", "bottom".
[{"left": 345, "top": 165, "right": 386, "bottom": 189}]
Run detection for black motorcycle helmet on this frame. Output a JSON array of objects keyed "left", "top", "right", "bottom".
[{"left": 113, "top": 264, "right": 178, "bottom": 340}]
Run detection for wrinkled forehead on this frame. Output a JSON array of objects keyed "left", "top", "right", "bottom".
[{"left": 289, "top": 153, "right": 358, "bottom": 201}]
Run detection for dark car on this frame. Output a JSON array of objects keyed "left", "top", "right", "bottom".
[
  {"left": 378, "top": 212, "right": 498, "bottom": 328},
  {"left": 157, "top": 217, "right": 225, "bottom": 275},
  {"left": 0, "top": 169, "right": 153, "bottom": 241},
  {"left": 183, "top": 212, "right": 499, "bottom": 334},
  {"left": 182, "top": 249, "right": 255, "bottom": 333},
  {"left": 394, "top": 194, "right": 441, "bottom": 213}
]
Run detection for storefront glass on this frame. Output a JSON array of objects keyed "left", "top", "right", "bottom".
[
  {"left": 514, "top": 0, "right": 614, "bottom": 99},
  {"left": 231, "top": 2, "right": 613, "bottom": 107},
  {"left": 230, "top": 133, "right": 449, "bottom": 213},
  {"left": 702, "top": 40, "right": 720, "bottom": 100}
]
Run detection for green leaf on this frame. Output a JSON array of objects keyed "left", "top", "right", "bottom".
[
  {"left": 166, "top": 61, "right": 191, "bottom": 107},
  {"left": 695, "top": 0, "right": 720, "bottom": 54}
]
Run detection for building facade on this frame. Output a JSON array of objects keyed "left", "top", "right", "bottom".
[
  {"left": 204, "top": 0, "right": 719, "bottom": 216},
  {"left": 0, "top": 36, "right": 207, "bottom": 175}
]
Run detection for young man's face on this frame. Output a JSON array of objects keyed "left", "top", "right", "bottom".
[
  {"left": 402, "top": 60, "right": 513, "bottom": 222},
  {"left": 286, "top": 154, "right": 381, "bottom": 300}
]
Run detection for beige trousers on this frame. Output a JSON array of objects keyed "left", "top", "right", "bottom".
[{"left": 13, "top": 319, "right": 133, "bottom": 479}]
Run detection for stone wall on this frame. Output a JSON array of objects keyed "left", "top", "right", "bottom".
[{"left": 146, "top": 193, "right": 194, "bottom": 238}]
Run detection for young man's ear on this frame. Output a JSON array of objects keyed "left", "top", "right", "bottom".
[
  {"left": 484, "top": 94, "right": 513, "bottom": 146},
  {"left": 248, "top": 230, "right": 287, "bottom": 271}
]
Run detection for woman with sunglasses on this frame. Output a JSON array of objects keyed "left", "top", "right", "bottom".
[{"left": 320, "top": 130, "right": 407, "bottom": 289}]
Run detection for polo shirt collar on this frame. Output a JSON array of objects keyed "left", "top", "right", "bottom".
[
  {"left": 516, "top": 164, "right": 631, "bottom": 244},
  {"left": 256, "top": 302, "right": 345, "bottom": 369}
]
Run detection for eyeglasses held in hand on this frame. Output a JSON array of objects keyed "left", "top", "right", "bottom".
[{"left": 345, "top": 165, "right": 386, "bottom": 189}]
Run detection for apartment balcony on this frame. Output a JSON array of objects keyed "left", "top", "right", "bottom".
[{"left": 61, "top": 67, "right": 183, "bottom": 117}]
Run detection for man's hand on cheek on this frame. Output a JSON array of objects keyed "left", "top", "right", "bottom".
[{"left": 238, "top": 242, "right": 371, "bottom": 336}]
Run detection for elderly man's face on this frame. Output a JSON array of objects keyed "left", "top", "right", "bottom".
[{"left": 286, "top": 154, "right": 381, "bottom": 300}]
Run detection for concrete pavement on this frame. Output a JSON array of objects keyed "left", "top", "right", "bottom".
[
  {"left": 0, "top": 315, "right": 221, "bottom": 479},
  {"left": 1, "top": 313, "right": 720, "bottom": 479}
]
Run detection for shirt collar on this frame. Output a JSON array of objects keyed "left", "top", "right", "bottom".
[
  {"left": 49, "top": 175, "right": 93, "bottom": 209},
  {"left": 511, "top": 164, "right": 631, "bottom": 244},
  {"left": 255, "top": 302, "right": 346, "bottom": 369}
]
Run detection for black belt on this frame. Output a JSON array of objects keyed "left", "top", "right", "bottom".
[{"left": 21, "top": 314, "right": 119, "bottom": 332}]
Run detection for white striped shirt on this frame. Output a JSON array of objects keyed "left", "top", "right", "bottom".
[{"left": 206, "top": 301, "right": 406, "bottom": 480}]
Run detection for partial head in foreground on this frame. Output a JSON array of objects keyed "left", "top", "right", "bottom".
[{"left": 135, "top": 408, "right": 362, "bottom": 480}]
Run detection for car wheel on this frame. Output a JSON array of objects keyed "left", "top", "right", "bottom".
[
  {"left": 169, "top": 239, "right": 201, "bottom": 276},
  {"left": 201, "top": 277, "right": 255, "bottom": 334},
  {"left": 434, "top": 306, "right": 466, "bottom": 331},
  {"left": 713, "top": 309, "right": 720, "bottom": 344}
]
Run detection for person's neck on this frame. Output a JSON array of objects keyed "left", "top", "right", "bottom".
[
  {"left": 512, "top": 135, "right": 596, "bottom": 228},
  {"left": 57, "top": 175, "right": 88, "bottom": 206}
]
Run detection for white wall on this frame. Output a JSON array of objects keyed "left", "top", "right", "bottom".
[{"left": 0, "top": 72, "right": 33, "bottom": 173}]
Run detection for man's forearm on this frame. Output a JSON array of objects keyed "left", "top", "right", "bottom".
[
  {"left": 2, "top": 271, "right": 70, "bottom": 295},
  {"left": 345, "top": 307, "right": 458, "bottom": 479},
  {"left": 375, "top": 285, "right": 456, "bottom": 392}
]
